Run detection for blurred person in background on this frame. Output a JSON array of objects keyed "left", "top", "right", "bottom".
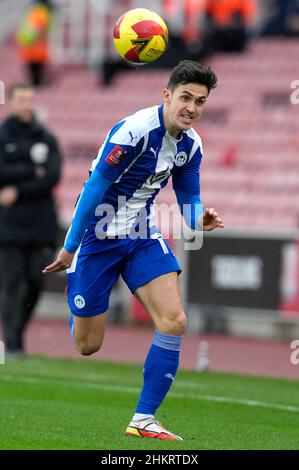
[
  {"left": 262, "top": 0, "right": 299, "bottom": 36},
  {"left": 199, "top": 0, "right": 257, "bottom": 57},
  {"left": 0, "top": 83, "right": 62, "bottom": 358},
  {"left": 16, "top": 0, "right": 55, "bottom": 86},
  {"left": 159, "top": 0, "right": 257, "bottom": 66},
  {"left": 160, "top": 0, "right": 206, "bottom": 66}
]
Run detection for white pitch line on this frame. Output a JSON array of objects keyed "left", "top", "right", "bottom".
[
  {"left": 2, "top": 374, "right": 299, "bottom": 414},
  {"left": 171, "top": 391, "right": 299, "bottom": 413}
]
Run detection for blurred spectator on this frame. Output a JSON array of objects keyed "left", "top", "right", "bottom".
[
  {"left": 0, "top": 83, "right": 62, "bottom": 358},
  {"left": 160, "top": 0, "right": 206, "bottom": 66},
  {"left": 160, "top": 0, "right": 257, "bottom": 66},
  {"left": 181, "top": 0, "right": 206, "bottom": 44},
  {"left": 199, "top": 0, "right": 258, "bottom": 57},
  {"left": 16, "top": 0, "right": 55, "bottom": 86},
  {"left": 262, "top": 0, "right": 299, "bottom": 37},
  {"left": 163, "top": 0, "right": 205, "bottom": 52}
]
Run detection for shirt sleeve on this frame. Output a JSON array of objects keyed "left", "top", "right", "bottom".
[
  {"left": 172, "top": 146, "right": 202, "bottom": 195},
  {"left": 94, "top": 120, "right": 145, "bottom": 181},
  {"left": 64, "top": 169, "right": 113, "bottom": 253},
  {"left": 175, "top": 191, "right": 204, "bottom": 230},
  {"left": 172, "top": 146, "right": 204, "bottom": 230}
]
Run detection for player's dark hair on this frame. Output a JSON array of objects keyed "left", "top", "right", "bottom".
[
  {"left": 167, "top": 60, "right": 217, "bottom": 94},
  {"left": 8, "top": 83, "right": 35, "bottom": 98}
]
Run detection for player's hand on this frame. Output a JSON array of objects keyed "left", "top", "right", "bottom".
[
  {"left": 0, "top": 186, "right": 18, "bottom": 207},
  {"left": 199, "top": 207, "right": 224, "bottom": 231},
  {"left": 42, "top": 247, "right": 74, "bottom": 275}
]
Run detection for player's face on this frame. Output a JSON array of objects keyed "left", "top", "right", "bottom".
[
  {"left": 10, "top": 88, "right": 35, "bottom": 123},
  {"left": 163, "top": 83, "right": 208, "bottom": 137}
]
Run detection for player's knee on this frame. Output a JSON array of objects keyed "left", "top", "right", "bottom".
[
  {"left": 76, "top": 337, "right": 103, "bottom": 356},
  {"left": 173, "top": 312, "right": 187, "bottom": 335},
  {"left": 160, "top": 310, "right": 187, "bottom": 335}
]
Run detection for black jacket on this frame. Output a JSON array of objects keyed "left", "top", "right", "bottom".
[{"left": 0, "top": 116, "right": 62, "bottom": 246}]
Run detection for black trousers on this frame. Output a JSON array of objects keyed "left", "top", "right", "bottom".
[
  {"left": 27, "top": 62, "right": 45, "bottom": 86},
  {"left": 0, "top": 245, "right": 53, "bottom": 352}
]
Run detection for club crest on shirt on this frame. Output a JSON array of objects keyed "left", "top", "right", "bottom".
[
  {"left": 105, "top": 145, "right": 127, "bottom": 167},
  {"left": 174, "top": 151, "right": 188, "bottom": 166}
]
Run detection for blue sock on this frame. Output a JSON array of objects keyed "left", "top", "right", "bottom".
[{"left": 135, "top": 331, "right": 183, "bottom": 415}]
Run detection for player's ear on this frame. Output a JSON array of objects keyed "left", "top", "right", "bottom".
[{"left": 163, "top": 88, "right": 171, "bottom": 102}]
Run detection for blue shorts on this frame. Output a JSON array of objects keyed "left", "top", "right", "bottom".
[{"left": 67, "top": 232, "right": 181, "bottom": 317}]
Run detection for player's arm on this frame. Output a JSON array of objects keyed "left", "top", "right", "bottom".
[
  {"left": 175, "top": 190, "right": 224, "bottom": 231},
  {"left": 173, "top": 147, "right": 224, "bottom": 232},
  {"left": 175, "top": 189, "right": 204, "bottom": 230},
  {"left": 43, "top": 169, "right": 113, "bottom": 274}
]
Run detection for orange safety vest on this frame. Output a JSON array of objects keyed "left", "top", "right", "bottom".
[
  {"left": 163, "top": 0, "right": 206, "bottom": 43},
  {"left": 17, "top": 4, "right": 52, "bottom": 63},
  {"left": 206, "top": 0, "right": 257, "bottom": 26}
]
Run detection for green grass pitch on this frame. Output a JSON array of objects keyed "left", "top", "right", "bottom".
[{"left": 0, "top": 356, "right": 298, "bottom": 450}]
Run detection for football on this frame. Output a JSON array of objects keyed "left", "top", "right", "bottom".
[{"left": 113, "top": 8, "right": 168, "bottom": 64}]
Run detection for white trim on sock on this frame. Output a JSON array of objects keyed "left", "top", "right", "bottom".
[{"left": 132, "top": 413, "right": 154, "bottom": 422}]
